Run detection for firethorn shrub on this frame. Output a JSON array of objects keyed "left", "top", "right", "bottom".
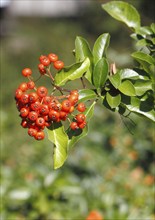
[{"left": 15, "top": 1, "right": 155, "bottom": 169}]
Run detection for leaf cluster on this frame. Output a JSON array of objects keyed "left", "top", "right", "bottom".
[{"left": 47, "top": 1, "right": 155, "bottom": 169}]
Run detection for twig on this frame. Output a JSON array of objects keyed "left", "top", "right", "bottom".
[{"left": 80, "top": 77, "right": 86, "bottom": 89}]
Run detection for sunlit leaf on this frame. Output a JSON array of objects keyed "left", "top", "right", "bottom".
[
  {"left": 118, "top": 80, "right": 136, "bottom": 96},
  {"left": 93, "top": 58, "right": 109, "bottom": 88},
  {"left": 75, "top": 36, "right": 93, "bottom": 62},
  {"left": 75, "top": 36, "right": 93, "bottom": 83},
  {"left": 106, "top": 92, "right": 121, "bottom": 109},
  {"left": 109, "top": 72, "right": 121, "bottom": 88},
  {"left": 54, "top": 58, "right": 90, "bottom": 86},
  {"left": 132, "top": 51, "right": 155, "bottom": 65},
  {"left": 122, "top": 96, "right": 155, "bottom": 122},
  {"left": 47, "top": 122, "right": 69, "bottom": 169},
  {"left": 119, "top": 68, "right": 149, "bottom": 80},
  {"left": 93, "top": 33, "right": 110, "bottom": 64},
  {"left": 102, "top": 1, "right": 140, "bottom": 29},
  {"left": 78, "top": 89, "right": 97, "bottom": 102},
  {"left": 135, "top": 26, "right": 154, "bottom": 36},
  {"left": 134, "top": 80, "right": 153, "bottom": 96}
]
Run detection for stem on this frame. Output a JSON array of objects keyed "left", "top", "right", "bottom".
[
  {"left": 51, "top": 82, "right": 70, "bottom": 93},
  {"left": 54, "top": 95, "right": 69, "bottom": 100},
  {"left": 46, "top": 68, "right": 55, "bottom": 82},
  {"left": 67, "top": 117, "right": 72, "bottom": 124},
  {"left": 80, "top": 77, "right": 86, "bottom": 89},
  {"left": 34, "top": 74, "right": 42, "bottom": 82}
]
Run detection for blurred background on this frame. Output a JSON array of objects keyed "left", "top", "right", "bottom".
[{"left": 1, "top": 0, "right": 154, "bottom": 219}]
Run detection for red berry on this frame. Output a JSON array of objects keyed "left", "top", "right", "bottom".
[
  {"left": 35, "top": 131, "right": 45, "bottom": 140},
  {"left": 36, "top": 117, "right": 45, "bottom": 127},
  {"left": 39, "top": 55, "right": 46, "bottom": 62},
  {"left": 28, "top": 111, "right": 38, "bottom": 121},
  {"left": 19, "top": 82, "right": 28, "bottom": 92},
  {"left": 43, "top": 96, "right": 52, "bottom": 105},
  {"left": 16, "top": 101, "right": 25, "bottom": 111},
  {"left": 61, "top": 100, "right": 71, "bottom": 112},
  {"left": 48, "top": 101, "right": 56, "bottom": 110},
  {"left": 44, "top": 115, "right": 50, "bottom": 122},
  {"left": 75, "top": 113, "right": 86, "bottom": 123},
  {"left": 20, "top": 93, "right": 29, "bottom": 104},
  {"left": 15, "top": 89, "right": 23, "bottom": 99},
  {"left": 38, "top": 63, "right": 46, "bottom": 74},
  {"left": 27, "top": 81, "right": 35, "bottom": 89},
  {"left": 48, "top": 110, "right": 60, "bottom": 122},
  {"left": 22, "top": 68, "right": 32, "bottom": 77},
  {"left": 30, "top": 101, "right": 41, "bottom": 111},
  {"left": 70, "top": 122, "right": 79, "bottom": 130},
  {"left": 53, "top": 60, "right": 64, "bottom": 70},
  {"left": 48, "top": 53, "right": 58, "bottom": 62},
  {"left": 28, "top": 128, "right": 37, "bottom": 137},
  {"left": 40, "top": 56, "right": 50, "bottom": 66},
  {"left": 39, "top": 104, "right": 49, "bottom": 115},
  {"left": 29, "top": 92, "right": 38, "bottom": 103},
  {"left": 20, "top": 107, "right": 29, "bottom": 117},
  {"left": 59, "top": 111, "right": 68, "bottom": 121},
  {"left": 45, "top": 121, "right": 51, "bottom": 127},
  {"left": 53, "top": 103, "right": 62, "bottom": 111},
  {"left": 69, "top": 106, "right": 74, "bottom": 113},
  {"left": 21, "top": 119, "right": 29, "bottom": 128},
  {"left": 77, "top": 103, "right": 86, "bottom": 112},
  {"left": 78, "top": 120, "right": 86, "bottom": 129},
  {"left": 37, "top": 86, "right": 48, "bottom": 98},
  {"left": 70, "top": 90, "right": 79, "bottom": 97},
  {"left": 68, "top": 94, "right": 78, "bottom": 105}
]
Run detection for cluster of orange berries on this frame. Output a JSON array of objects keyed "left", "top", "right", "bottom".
[
  {"left": 15, "top": 54, "right": 87, "bottom": 140},
  {"left": 37, "top": 53, "right": 64, "bottom": 75}
]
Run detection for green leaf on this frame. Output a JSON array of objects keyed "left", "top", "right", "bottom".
[
  {"left": 93, "top": 33, "right": 110, "bottom": 64},
  {"left": 134, "top": 80, "right": 153, "bottom": 96},
  {"left": 122, "top": 96, "right": 155, "bottom": 122},
  {"left": 102, "top": 1, "right": 140, "bottom": 29},
  {"left": 136, "top": 39, "right": 151, "bottom": 48},
  {"left": 75, "top": 36, "right": 93, "bottom": 62},
  {"left": 132, "top": 52, "right": 155, "bottom": 74},
  {"left": 78, "top": 89, "right": 97, "bottom": 102},
  {"left": 67, "top": 101, "right": 96, "bottom": 150},
  {"left": 151, "top": 23, "right": 155, "bottom": 34},
  {"left": 135, "top": 26, "right": 154, "bottom": 36},
  {"left": 47, "top": 122, "right": 69, "bottom": 169},
  {"left": 118, "top": 80, "right": 136, "bottom": 96},
  {"left": 119, "top": 68, "right": 149, "bottom": 80},
  {"left": 93, "top": 57, "right": 109, "bottom": 89},
  {"left": 132, "top": 51, "right": 155, "bottom": 65},
  {"left": 75, "top": 36, "right": 93, "bottom": 83},
  {"left": 109, "top": 72, "right": 121, "bottom": 89},
  {"left": 106, "top": 92, "right": 121, "bottom": 109},
  {"left": 54, "top": 58, "right": 90, "bottom": 86}
]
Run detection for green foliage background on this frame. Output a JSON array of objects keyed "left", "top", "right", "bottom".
[{"left": 1, "top": 0, "right": 154, "bottom": 219}]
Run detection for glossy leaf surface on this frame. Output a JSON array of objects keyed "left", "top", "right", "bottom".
[
  {"left": 102, "top": 1, "right": 140, "bottom": 29},
  {"left": 118, "top": 80, "right": 136, "bottom": 96},
  {"left": 78, "top": 89, "right": 97, "bottom": 102},
  {"left": 47, "top": 122, "right": 69, "bottom": 169},
  {"left": 93, "top": 33, "right": 110, "bottom": 64},
  {"left": 122, "top": 96, "right": 155, "bottom": 122},
  {"left": 106, "top": 92, "right": 121, "bottom": 109},
  {"left": 93, "top": 58, "right": 109, "bottom": 89},
  {"left": 55, "top": 58, "right": 90, "bottom": 86}
]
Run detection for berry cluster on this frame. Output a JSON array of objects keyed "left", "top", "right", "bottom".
[
  {"left": 38, "top": 53, "right": 64, "bottom": 75},
  {"left": 15, "top": 53, "right": 87, "bottom": 141}
]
